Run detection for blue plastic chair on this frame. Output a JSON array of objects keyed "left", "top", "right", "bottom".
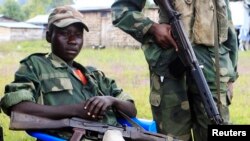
[
  {"left": 27, "top": 117, "right": 157, "bottom": 141},
  {"left": 117, "top": 117, "right": 157, "bottom": 133}
]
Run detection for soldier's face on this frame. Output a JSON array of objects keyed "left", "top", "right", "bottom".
[{"left": 49, "top": 23, "right": 84, "bottom": 63}]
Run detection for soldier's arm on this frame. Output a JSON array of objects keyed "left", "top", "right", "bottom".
[
  {"left": 11, "top": 101, "right": 91, "bottom": 120},
  {"left": 83, "top": 68, "right": 137, "bottom": 118},
  {"left": 1, "top": 59, "right": 90, "bottom": 120},
  {"left": 224, "top": 0, "right": 239, "bottom": 82},
  {"left": 111, "top": 0, "right": 154, "bottom": 43}
]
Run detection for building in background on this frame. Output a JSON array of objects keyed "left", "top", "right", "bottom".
[
  {"left": 0, "top": 21, "right": 44, "bottom": 41},
  {"left": 0, "top": 14, "right": 18, "bottom": 22},
  {"left": 2, "top": 2, "right": 248, "bottom": 49},
  {"left": 26, "top": 14, "right": 49, "bottom": 38},
  {"left": 73, "top": 6, "right": 159, "bottom": 48}
]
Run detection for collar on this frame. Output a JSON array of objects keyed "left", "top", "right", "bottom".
[
  {"left": 48, "top": 53, "right": 69, "bottom": 68},
  {"left": 48, "top": 53, "right": 91, "bottom": 75}
]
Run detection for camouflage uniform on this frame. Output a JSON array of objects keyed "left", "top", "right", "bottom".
[
  {"left": 111, "top": 0, "right": 238, "bottom": 140},
  {"left": 0, "top": 53, "right": 133, "bottom": 141}
]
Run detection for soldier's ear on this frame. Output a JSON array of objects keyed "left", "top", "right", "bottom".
[{"left": 46, "top": 30, "right": 52, "bottom": 43}]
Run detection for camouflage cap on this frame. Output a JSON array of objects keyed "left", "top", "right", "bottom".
[{"left": 48, "top": 5, "right": 89, "bottom": 32}]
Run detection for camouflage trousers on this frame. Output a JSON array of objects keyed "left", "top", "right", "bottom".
[{"left": 148, "top": 45, "right": 233, "bottom": 141}]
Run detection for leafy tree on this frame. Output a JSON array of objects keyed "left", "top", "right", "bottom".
[
  {"left": 22, "top": 0, "right": 51, "bottom": 19},
  {"left": 1, "top": 0, "right": 25, "bottom": 21},
  {"left": 22, "top": 0, "right": 73, "bottom": 20}
]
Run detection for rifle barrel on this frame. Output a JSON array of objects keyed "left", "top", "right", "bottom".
[{"left": 155, "top": 0, "right": 223, "bottom": 125}]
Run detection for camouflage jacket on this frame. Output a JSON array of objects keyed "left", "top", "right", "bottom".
[
  {"left": 112, "top": 0, "right": 234, "bottom": 45},
  {"left": 1, "top": 53, "right": 133, "bottom": 126},
  {"left": 111, "top": 0, "right": 238, "bottom": 82}
]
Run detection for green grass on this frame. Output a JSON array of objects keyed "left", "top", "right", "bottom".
[
  {"left": 0, "top": 40, "right": 249, "bottom": 140},
  {"left": 229, "top": 51, "right": 250, "bottom": 124}
]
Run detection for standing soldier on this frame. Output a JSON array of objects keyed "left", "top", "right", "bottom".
[{"left": 111, "top": 0, "right": 239, "bottom": 141}]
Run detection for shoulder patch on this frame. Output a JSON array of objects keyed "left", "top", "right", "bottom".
[
  {"left": 20, "top": 53, "right": 48, "bottom": 63},
  {"left": 85, "top": 66, "right": 97, "bottom": 72},
  {"left": 85, "top": 66, "right": 105, "bottom": 77}
]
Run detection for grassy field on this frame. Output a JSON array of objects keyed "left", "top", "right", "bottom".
[{"left": 0, "top": 40, "right": 249, "bottom": 140}]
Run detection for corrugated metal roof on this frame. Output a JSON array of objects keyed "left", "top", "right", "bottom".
[
  {"left": 26, "top": 15, "right": 49, "bottom": 24},
  {"left": 0, "top": 14, "right": 19, "bottom": 22},
  {"left": 0, "top": 22, "right": 44, "bottom": 28}
]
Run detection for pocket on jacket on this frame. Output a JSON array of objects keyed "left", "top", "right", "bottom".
[
  {"left": 149, "top": 72, "right": 187, "bottom": 108},
  {"left": 142, "top": 41, "right": 177, "bottom": 77},
  {"left": 193, "top": 0, "right": 215, "bottom": 46},
  {"left": 41, "top": 73, "right": 73, "bottom": 94},
  {"left": 149, "top": 73, "right": 161, "bottom": 107},
  {"left": 208, "top": 45, "right": 233, "bottom": 83},
  {"left": 173, "top": 0, "right": 194, "bottom": 39}
]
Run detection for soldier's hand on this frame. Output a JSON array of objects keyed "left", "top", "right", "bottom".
[
  {"left": 149, "top": 23, "right": 178, "bottom": 51},
  {"left": 83, "top": 96, "right": 115, "bottom": 119},
  {"left": 74, "top": 102, "right": 95, "bottom": 120}
]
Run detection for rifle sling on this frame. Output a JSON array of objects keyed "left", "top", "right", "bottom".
[{"left": 212, "top": 0, "right": 222, "bottom": 114}]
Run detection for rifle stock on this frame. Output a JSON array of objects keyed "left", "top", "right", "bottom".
[
  {"left": 10, "top": 111, "right": 69, "bottom": 130},
  {"left": 154, "top": 0, "right": 223, "bottom": 125},
  {"left": 10, "top": 112, "right": 178, "bottom": 141}
]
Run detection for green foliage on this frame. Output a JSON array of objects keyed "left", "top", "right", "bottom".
[
  {"left": 22, "top": 0, "right": 50, "bottom": 19},
  {"left": 1, "top": 0, "right": 25, "bottom": 21},
  {"left": 0, "top": 0, "right": 74, "bottom": 21},
  {"left": 50, "top": 0, "right": 74, "bottom": 8},
  {"left": 22, "top": 0, "right": 74, "bottom": 19}
]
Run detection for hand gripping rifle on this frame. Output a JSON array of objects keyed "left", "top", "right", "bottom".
[
  {"left": 154, "top": 0, "right": 223, "bottom": 125},
  {"left": 9, "top": 112, "right": 181, "bottom": 141}
]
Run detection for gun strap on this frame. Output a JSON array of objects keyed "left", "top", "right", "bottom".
[
  {"left": 212, "top": 0, "right": 222, "bottom": 114},
  {"left": 0, "top": 126, "right": 3, "bottom": 141},
  {"left": 117, "top": 110, "right": 145, "bottom": 131},
  {"left": 70, "top": 128, "right": 86, "bottom": 141}
]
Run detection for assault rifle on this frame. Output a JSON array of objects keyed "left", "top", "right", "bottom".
[
  {"left": 9, "top": 112, "right": 181, "bottom": 141},
  {"left": 154, "top": 0, "right": 223, "bottom": 125}
]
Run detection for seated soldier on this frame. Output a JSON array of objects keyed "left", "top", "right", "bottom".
[{"left": 0, "top": 5, "right": 136, "bottom": 141}]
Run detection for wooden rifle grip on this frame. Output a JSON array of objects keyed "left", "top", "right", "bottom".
[{"left": 70, "top": 128, "right": 86, "bottom": 141}]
